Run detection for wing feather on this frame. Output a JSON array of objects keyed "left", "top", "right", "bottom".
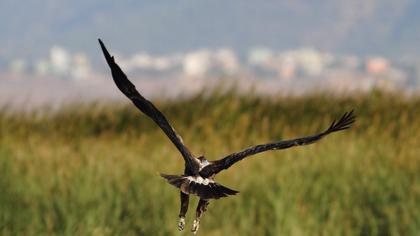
[
  {"left": 200, "top": 110, "right": 356, "bottom": 177},
  {"left": 99, "top": 39, "right": 200, "bottom": 173}
]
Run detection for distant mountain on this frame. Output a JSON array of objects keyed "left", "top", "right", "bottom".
[{"left": 1, "top": 0, "right": 419, "bottom": 63}]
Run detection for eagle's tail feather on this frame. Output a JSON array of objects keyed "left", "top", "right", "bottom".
[{"left": 160, "top": 174, "right": 239, "bottom": 199}]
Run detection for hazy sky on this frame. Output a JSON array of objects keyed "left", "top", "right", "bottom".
[{"left": 1, "top": 0, "right": 420, "bottom": 65}]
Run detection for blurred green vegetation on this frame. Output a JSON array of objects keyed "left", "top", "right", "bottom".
[{"left": 0, "top": 90, "right": 419, "bottom": 235}]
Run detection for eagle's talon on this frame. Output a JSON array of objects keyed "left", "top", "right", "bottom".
[
  {"left": 191, "top": 219, "right": 200, "bottom": 234},
  {"left": 178, "top": 217, "right": 185, "bottom": 231}
]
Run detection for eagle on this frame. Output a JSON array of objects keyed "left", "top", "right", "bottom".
[{"left": 98, "top": 39, "right": 356, "bottom": 234}]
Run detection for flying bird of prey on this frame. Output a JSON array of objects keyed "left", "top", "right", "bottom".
[{"left": 98, "top": 38, "right": 356, "bottom": 234}]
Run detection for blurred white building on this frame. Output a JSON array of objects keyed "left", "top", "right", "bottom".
[
  {"left": 183, "top": 49, "right": 212, "bottom": 77},
  {"left": 366, "top": 57, "right": 389, "bottom": 75},
  {"left": 248, "top": 47, "right": 273, "bottom": 66},
  {"left": 279, "top": 48, "right": 328, "bottom": 77},
  {"left": 248, "top": 47, "right": 332, "bottom": 80},
  {"left": 30, "top": 46, "right": 95, "bottom": 80},
  {"left": 50, "top": 46, "right": 71, "bottom": 76},
  {"left": 121, "top": 53, "right": 178, "bottom": 72},
  {"left": 213, "top": 48, "right": 239, "bottom": 74},
  {"left": 71, "top": 53, "right": 92, "bottom": 80}
]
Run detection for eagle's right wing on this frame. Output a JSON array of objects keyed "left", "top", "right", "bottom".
[
  {"left": 200, "top": 111, "right": 355, "bottom": 177},
  {"left": 99, "top": 39, "right": 200, "bottom": 173}
]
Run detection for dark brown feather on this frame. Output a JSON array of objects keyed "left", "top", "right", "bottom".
[
  {"left": 99, "top": 39, "right": 200, "bottom": 174},
  {"left": 200, "top": 110, "right": 356, "bottom": 177},
  {"left": 160, "top": 174, "right": 239, "bottom": 199}
]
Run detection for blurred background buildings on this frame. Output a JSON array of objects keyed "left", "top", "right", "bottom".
[{"left": 1, "top": 0, "right": 420, "bottom": 108}]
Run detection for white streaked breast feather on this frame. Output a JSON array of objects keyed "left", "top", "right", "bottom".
[{"left": 186, "top": 176, "right": 214, "bottom": 185}]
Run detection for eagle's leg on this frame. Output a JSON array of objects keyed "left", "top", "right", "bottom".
[
  {"left": 191, "top": 198, "right": 210, "bottom": 234},
  {"left": 178, "top": 191, "right": 189, "bottom": 231}
]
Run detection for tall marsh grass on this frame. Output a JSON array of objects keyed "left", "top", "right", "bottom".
[{"left": 0, "top": 91, "right": 419, "bottom": 235}]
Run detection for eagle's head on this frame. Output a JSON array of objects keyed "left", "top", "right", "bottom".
[{"left": 197, "top": 155, "right": 210, "bottom": 167}]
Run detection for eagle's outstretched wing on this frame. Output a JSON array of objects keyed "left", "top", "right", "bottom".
[
  {"left": 199, "top": 110, "right": 356, "bottom": 177},
  {"left": 99, "top": 39, "right": 200, "bottom": 173}
]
